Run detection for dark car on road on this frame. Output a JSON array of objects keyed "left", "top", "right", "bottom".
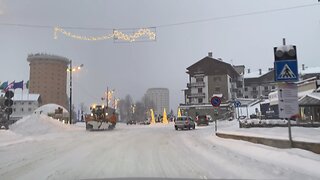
[
  {"left": 174, "top": 116, "right": 195, "bottom": 130},
  {"left": 196, "top": 115, "right": 209, "bottom": 126},
  {"left": 127, "top": 119, "right": 136, "bottom": 125}
]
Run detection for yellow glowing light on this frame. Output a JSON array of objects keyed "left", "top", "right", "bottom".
[{"left": 53, "top": 27, "right": 156, "bottom": 42}]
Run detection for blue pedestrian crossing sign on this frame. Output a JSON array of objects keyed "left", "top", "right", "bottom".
[
  {"left": 234, "top": 100, "right": 241, "bottom": 108},
  {"left": 274, "top": 60, "right": 298, "bottom": 82}
]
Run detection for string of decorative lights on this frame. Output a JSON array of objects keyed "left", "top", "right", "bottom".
[
  {"left": 54, "top": 27, "right": 156, "bottom": 42},
  {"left": 0, "top": 2, "right": 318, "bottom": 42}
]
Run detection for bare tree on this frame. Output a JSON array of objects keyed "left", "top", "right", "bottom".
[{"left": 119, "top": 94, "right": 133, "bottom": 122}]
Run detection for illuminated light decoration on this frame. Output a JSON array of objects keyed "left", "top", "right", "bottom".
[{"left": 54, "top": 27, "right": 156, "bottom": 42}]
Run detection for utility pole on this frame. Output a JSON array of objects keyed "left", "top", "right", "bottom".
[
  {"left": 69, "top": 60, "right": 72, "bottom": 124},
  {"left": 106, "top": 86, "right": 109, "bottom": 109}
]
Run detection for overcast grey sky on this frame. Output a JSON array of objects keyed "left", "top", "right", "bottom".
[{"left": 0, "top": 0, "right": 319, "bottom": 112}]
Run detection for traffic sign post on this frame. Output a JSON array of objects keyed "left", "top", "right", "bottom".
[
  {"left": 273, "top": 39, "right": 299, "bottom": 147},
  {"left": 211, "top": 96, "right": 221, "bottom": 132},
  {"left": 234, "top": 100, "right": 241, "bottom": 120}
]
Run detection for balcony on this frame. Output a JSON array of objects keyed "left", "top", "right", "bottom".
[
  {"left": 187, "top": 93, "right": 206, "bottom": 98},
  {"left": 187, "top": 82, "right": 205, "bottom": 88}
]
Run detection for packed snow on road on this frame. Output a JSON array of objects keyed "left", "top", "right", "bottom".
[{"left": 0, "top": 115, "right": 320, "bottom": 180}]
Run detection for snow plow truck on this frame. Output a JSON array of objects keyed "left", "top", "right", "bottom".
[{"left": 85, "top": 105, "right": 117, "bottom": 131}]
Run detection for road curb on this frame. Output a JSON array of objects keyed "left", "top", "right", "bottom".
[{"left": 216, "top": 132, "right": 320, "bottom": 154}]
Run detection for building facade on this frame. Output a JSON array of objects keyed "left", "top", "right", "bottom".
[
  {"left": 184, "top": 53, "right": 243, "bottom": 104},
  {"left": 243, "top": 69, "right": 277, "bottom": 99},
  {"left": 27, "top": 53, "right": 69, "bottom": 109},
  {"left": 12, "top": 93, "right": 41, "bottom": 118},
  {"left": 145, "top": 88, "right": 169, "bottom": 115}
]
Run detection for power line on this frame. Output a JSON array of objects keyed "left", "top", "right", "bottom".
[
  {"left": 156, "top": 3, "right": 320, "bottom": 28},
  {"left": 0, "top": 3, "right": 318, "bottom": 30}
]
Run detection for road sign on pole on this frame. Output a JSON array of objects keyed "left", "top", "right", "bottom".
[
  {"left": 273, "top": 40, "right": 298, "bottom": 147},
  {"left": 274, "top": 60, "right": 298, "bottom": 82},
  {"left": 234, "top": 100, "right": 241, "bottom": 108},
  {"left": 278, "top": 83, "right": 299, "bottom": 119},
  {"left": 211, "top": 96, "right": 221, "bottom": 107}
]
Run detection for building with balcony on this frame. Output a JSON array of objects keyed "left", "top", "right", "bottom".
[{"left": 184, "top": 52, "right": 243, "bottom": 105}]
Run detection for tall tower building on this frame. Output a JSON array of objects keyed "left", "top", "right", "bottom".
[
  {"left": 27, "top": 53, "right": 69, "bottom": 109},
  {"left": 146, "top": 88, "right": 169, "bottom": 115}
]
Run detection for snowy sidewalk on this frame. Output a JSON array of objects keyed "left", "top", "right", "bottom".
[{"left": 217, "top": 120, "right": 320, "bottom": 143}]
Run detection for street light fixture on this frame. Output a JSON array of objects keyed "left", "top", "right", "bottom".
[{"left": 68, "top": 60, "right": 84, "bottom": 124}]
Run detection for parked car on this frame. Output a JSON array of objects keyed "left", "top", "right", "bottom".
[
  {"left": 207, "top": 115, "right": 213, "bottom": 122},
  {"left": 139, "top": 118, "right": 150, "bottom": 125},
  {"left": 174, "top": 116, "right": 195, "bottom": 130},
  {"left": 127, "top": 119, "right": 136, "bottom": 125},
  {"left": 196, "top": 115, "right": 209, "bottom": 126}
]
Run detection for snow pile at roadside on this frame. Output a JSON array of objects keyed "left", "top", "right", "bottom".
[
  {"left": 9, "top": 114, "right": 77, "bottom": 136},
  {"left": 240, "top": 119, "right": 296, "bottom": 125},
  {"left": 218, "top": 120, "right": 320, "bottom": 143}
]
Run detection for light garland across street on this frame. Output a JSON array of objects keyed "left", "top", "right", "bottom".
[{"left": 53, "top": 27, "right": 156, "bottom": 42}]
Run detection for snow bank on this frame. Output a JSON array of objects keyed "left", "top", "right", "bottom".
[
  {"left": 218, "top": 120, "right": 320, "bottom": 143},
  {"left": 9, "top": 114, "right": 78, "bottom": 136}
]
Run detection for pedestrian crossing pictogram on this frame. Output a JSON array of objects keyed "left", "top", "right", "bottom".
[
  {"left": 274, "top": 60, "right": 298, "bottom": 82},
  {"left": 278, "top": 64, "right": 296, "bottom": 79}
]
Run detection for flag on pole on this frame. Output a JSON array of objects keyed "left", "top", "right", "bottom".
[
  {"left": 5, "top": 81, "right": 15, "bottom": 92},
  {"left": 13, "top": 80, "right": 24, "bottom": 90},
  {"left": 26, "top": 80, "right": 30, "bottom": 89},
  {"left": 0, "top": 81, "right": 8, "bottom": 90}
]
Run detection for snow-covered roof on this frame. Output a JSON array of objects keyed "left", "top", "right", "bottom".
[
  {"left": 12, "top": 93, "right": 40, "bottom": 101},
  {"left": 300, "top": 67, "right": 320, "bottom": 75},
  {"left": 211, "top": 94, "right": 223, "bottom": 98},
  {"left": 244, "top": 70, "right": 268, "bottom": 79},
  {"left": 307, "top": 92, "right": 320, "bottom": 101},
  {"left": 35, "top": 104, "right": 68, "bottom": 114}
]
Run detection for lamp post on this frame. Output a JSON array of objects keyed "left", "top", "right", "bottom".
[
  {"left": 68, "top": 60, "right": 83, "bottom": 124},
  {"left": 69, "top": 60, "right": 72, "bottom": 124}
]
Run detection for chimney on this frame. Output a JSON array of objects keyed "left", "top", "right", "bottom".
[
  {"left": 268, "top": 68, "right": 274, "bottom": 71},
  {"left": 247, "top": 69, "right": 250, "bottom": 74},
  {"left": 259, "top": 69, "right": 262, "bottom": 75},
  {"left": 302, "top": 64, "right": 305, "bottom": 71},
  {"left": 208, "top": 52, "right": 213, "bottom": 58}
]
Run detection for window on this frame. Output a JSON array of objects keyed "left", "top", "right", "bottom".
[
  {"left": 21, "top": 102, "right": 24, "bottom": 105},
  {"left": 196, "top": 78, "right": 203, "bottom": 82},
  {"left": 244, "top": 87, "right": 248, "bottom": 91},
  {"left": 13, "top": 108, "right": 16, "bottom": 112},
  {"left": 214, "top": 77, "right": 221, "bottom": 82},
  {"left": 264, "top": 86, "right": 268, "bottom": 90},
  {"left": 198, "top": 88, "right": 202, "bottom": 93},
  {"left": 28, "top": 102, "right": 32, "bottom": 105},
  {"left": 28, "top": 108, "right": 32, "bottom": 112},
  {"left": 253, "top": 87, "right": 257, "bottom": 91},
  {"left": 198, "top": 98, "right": 203, "bottom": 103},
  {"left": 245, "top": 96, "right": 249, "bottom": 98},
  {"left": 21, "top": 108, "right": 24, "bottom": 112},
  {"left": 272, "top": 86, "right": 276, "bottom": 89}
]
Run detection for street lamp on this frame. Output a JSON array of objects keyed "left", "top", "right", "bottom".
[{"left": 68, "top": 60, "right": 84, "bottom": 124}]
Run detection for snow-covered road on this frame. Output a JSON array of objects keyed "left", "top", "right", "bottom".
[{"left": 0, "top": 115, "right": 320, "bottom": 179}]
